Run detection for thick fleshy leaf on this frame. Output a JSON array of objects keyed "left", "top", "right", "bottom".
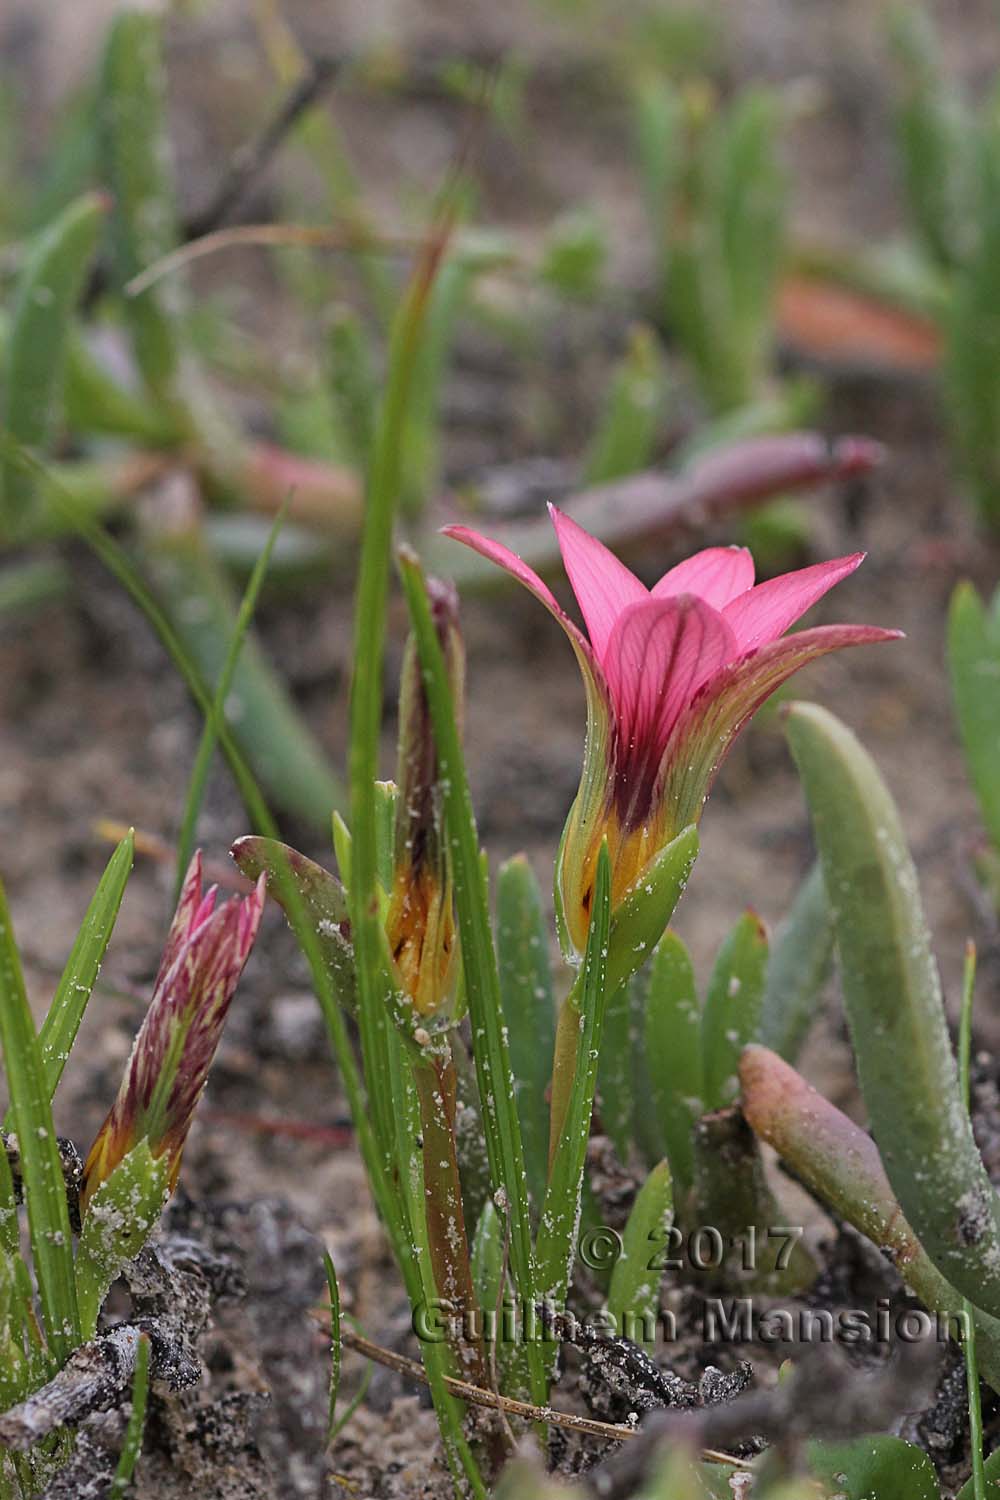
[
  {"left": 787, "top": 701, "right": 1000, "bottom": 1320},
  {"left": 548, "top": 502, "right": 646, "bottom": 662},
  {"left": 604, "top": 596, "right": 737, "bottom": 771},
  {"left": 722, "top": 552, "right": 865, "bottom": 652},
  {"left": 652, "top": 544, "right": 754, "bottom": 609}
]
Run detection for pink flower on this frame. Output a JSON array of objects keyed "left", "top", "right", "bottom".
[
  {"left": 82, "top": 854, "right": 265, "bottom": 1210},
  {"left": 443, "top": 507, "right": 901, "bottom": 953}
]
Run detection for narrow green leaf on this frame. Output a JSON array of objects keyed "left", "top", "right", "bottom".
[
  {"left": 146, "top": 521, "right": 345, "bottom": 832},
  {"left": 99, "top": 11, "right": 181, "bottom": 397},
  {"left": 346, "top": 223, "right": 487, "bottom": 1491},
  {"left": 890, "top": 5, "right": 971, "bottom": 273},
  {"left": 497, "top": 855, "right": 556, "bottom": 1214},
  {"left": 0, "top": 877, "right": 80, "bottom": 1362},
  {"left": 470, "top": 1199, "right": 504, "bottom": 1314},
  {"left": 63, "top": 335, "right": 180, "bottom": 446},
  {"left": 605, "top": 825, "right": 699, "bottom": 995},
  {"left": 957, "top": 1444, "right": 1000, "bottom": 1498},
  {"left": 323, "top": 1253, "right": 342, "bottom": 1444},
  {"left": 38, "top": 831, "right": 134, "bottom": 1104},
  {"left": 949, "top": 581, "right": 1000, "bottom": 856},
  {"left": 759, "top": 861, "right": 833, "bottom": 1063},
  {"left": 960, "top": 943, "right": 988, "bottom": 1500},
  {"left": 109, "top": 1332, "right": 151, "bottom": 1497},
  {"left": 786, "top": 700, "right": 1000, "bottom": 1319},
  {"left": 536, "top": 842, "right": 612, "bottom": 1308},
  {"left": 700, "top": 910, "right": 768, "bottom": 1110},
  {"left": 231, "top": 838, "right": 355, "bottom": 1015},
  {"left": 0, "top": 435, "right": 276, "bottom": 842},
  {"left": 597, "top": 979, "right": 636, "bottom": 1167},
  {"left": 398, "top": 548, "right": 546, "bottom": 1409},
  {"left": 173, "top": 506, "right": 288, "bottom": 896},
  {"left": 644, "top": 930, "right": 702, "bottom": 1204},
  {"left": 584, "top": 324, "right": 667, "bottom": 486},
  {"left": 607, "top": 1159, "right": 673, "bottom": 1345},
  {"left": 0, "top": 192, "right": 106, "bottom": 537}
]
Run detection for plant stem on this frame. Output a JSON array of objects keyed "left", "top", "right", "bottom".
[
  {"left": 414, "top": 1047, "right": 489, "bottom": 1392},
  {"left": 547, "top": 983, "right": 582, "bottom": 1176}
]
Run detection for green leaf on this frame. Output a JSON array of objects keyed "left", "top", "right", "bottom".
[
  {"left": 949, "top": 581, "right": 1000, "bottom": 856},
  {"left": 470, "top": 1199, "right": 504, "bottom": 1314},
  {"left": 957, "top": 1443, "right": 1000, "bottom": 1498},
  {"left": 644, "top": 930, "right": 702, "bottom": 1204},
  {"left": 348, "top": 232, "right": 488, "bottom": 1492},
  {"left": 173, "top": 505, "right": 288, "bottom": 895},
  {"left": 584, "top": 324, "right": 667, "bottom": 486},
  {"left": 607, "top": 1159, "right": 673, "bottom": 1345},
  {"left": 497, "top": 855, "right": 556, "bottom": 1216},
  {"left": 323, "top": 1253, "right": 342, "bottom": 1444},
  {"left": 231, "top": 837, "right": 355, "bottom": 1016},
  {"left": 99, "top": 11, "right": 181, "bottom": 398},
  {"left": 536, "top": 842, "right": 612, "bottom": 1308},
  {"left": 109, "top": 1331, "right": 151, "bottom": 1497},
  {"left": 701, "top": 910, "right": 768, "bottom": 1110},
  {"left": 759, "top": 861, "right": 834, "bottom": 1062},
  {"left": 399, "top": 549, "right": 546, "bottom": 1409},
  {"left": 0, "top": 192, "right": 106, "bottom": 538},
  {"left": 76, "top": 1140, "right": 170, "bottom": 1340},
  {"left": 807, "top": 1436, "right": 939, "bottom": 1500},
  {"left": 605, "top": 825, "right": 699, "bottom": 995},
  {"left": 597, "top": 978, "right": 635, "bottom": 1166},
  {"left": 145, "top": 521, "right": 345, "bottom": 831},
  {"left": 0, "top": 877, "right": 81, "bottom": 1363},
  {"left": 890, "top": 5, "right": 972, "bottom": 273},
  {"left": 37, "top": 831, "right": 134, "bottom": 1105},
  {"left": 786, "top": 700, "right": 1000, "bottom": 1319}
]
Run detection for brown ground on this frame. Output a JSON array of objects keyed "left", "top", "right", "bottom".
[{"left": 4, "top": 1, "right": 1000, "bottom": 1496}]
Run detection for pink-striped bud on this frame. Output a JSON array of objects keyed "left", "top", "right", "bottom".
[{"left": 81, "top": 853, "right": 264, "bottom": 1212}]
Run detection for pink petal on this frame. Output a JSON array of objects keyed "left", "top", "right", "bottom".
[
  {"left": 442, "top": 523, "right": 581, "bottom": 637},
  {"left": 660, "top": 623, "right": 903, "bottom": 833},
  {"left": 442, "top": 521, "right": 614, "bottom": 738},
  {"left": 605, "top": 596, "right": 738, "bottom": 767},
  {"left": 653, "top": 546, "right": 755, "bottom": 610},
  {"left": 548, "top": 504, "right": 647, "bottom": 664},
  {"left": 723, "top": 553, "right": 866, "bottom": 652}
]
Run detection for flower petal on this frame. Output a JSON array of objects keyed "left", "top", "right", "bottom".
[
  {"left": 605, "top": 596, "right": 738, "bottom": 773},
  {"left": 722, "top": 553, "right": 866, "bottom": 652},
  {"left": 442, "top": 521, "right": 592, "bottom": 649},
  {"left": 548, "top": 504, "right": 647, "bottom": 664},
  {"left": 660, "top": 623, "right": 903, "bottom": 834},
  {"left": 653, "top": 545, "right": 755, "bottom": 609}
]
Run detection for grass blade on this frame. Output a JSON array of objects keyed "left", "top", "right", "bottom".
[
  {"left": 99, "top": 11, "right": 181, "bottom": 398},
  {"left": 147, "top": 518, "right": 344, "bottom": 836},
  {"left": 109, "top": 1331, "right": 151, "bottom": 1497},
  {"left": 0, "top": 435, "right": 275, "bottom": 840},
  {"left": 398, "top": 547, "right": 546, "bottom": 1408},
  {"left": 0, "top": 877, "right": 80, "bottom": 1363},
  {"left": 536, "top": 842, "right": 612, "bottom": 1309},
  {"left": 960, "top": 943, "right": 987, "bottom": 1500},
  {"left": 497, "top": 854, "right": 556, "bottom": 1215},
  {"left": 324, "top": 1252, "right": 342, "bottom": 1444},
  {"left": 38, "top": 831, "right": 134, "bottom": 1104},
  {"left": 0, "top": 192, "right": 106, "bottom": 538},
  {"left": 173, "top": 505, "right": 288, "bottom": 896}
]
